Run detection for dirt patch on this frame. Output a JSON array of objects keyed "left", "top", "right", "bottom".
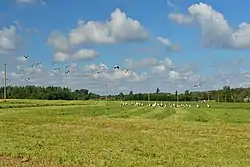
[{"left": 0, "top": 155, "right": 30, "bottom": 163}]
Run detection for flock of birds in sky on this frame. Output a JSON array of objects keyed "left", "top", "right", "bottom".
[
  {"left": 1, "top": 54, "right": 203, "bottom": 90},
  {"left": 3, "top": 54, "right": 131, "bottom": 86}
]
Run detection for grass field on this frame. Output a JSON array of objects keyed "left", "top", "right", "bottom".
[{"left": 0, "top": 100, "right": 250, "bottom": 166}]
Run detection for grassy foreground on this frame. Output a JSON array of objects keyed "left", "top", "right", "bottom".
[{"left": 0, "top": 100, "right": 250, "bottom": 166}]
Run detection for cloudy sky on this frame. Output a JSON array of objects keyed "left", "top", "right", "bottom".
[{"left": 1, "top": 0, "right": 250, "bottom": 95}]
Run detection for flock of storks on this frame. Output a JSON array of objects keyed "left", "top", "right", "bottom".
[
  {"left": 3, "top": 55, "right": 202, "bottom": 92},
  {"left": 5, "top": 55, "right": 131, "bottom": 85}
]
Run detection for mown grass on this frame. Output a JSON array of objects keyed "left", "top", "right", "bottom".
[
  {"left": 0, "top": 99, "right": 97, "bottom": 109},
  {"left": 0, "top": 100, "right": 250, "bottom": 166}
]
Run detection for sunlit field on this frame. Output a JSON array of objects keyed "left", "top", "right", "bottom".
[{"left": 0, "top": 100, "right": 250, "bottom": 167}]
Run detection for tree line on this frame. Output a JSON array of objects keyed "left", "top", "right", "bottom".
[
  {"left": 0, "top": 86, "right": 99, "bottom": 100},
  {"left": 106, "top": 86, "right": 250, "bottom": 102},
  {"left": 0, "top": 85, "right": 250, "bottom": 102}
]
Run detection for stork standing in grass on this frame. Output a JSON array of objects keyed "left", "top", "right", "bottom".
[{"left": 207, "top": 103, "right": 210, "bottom": 108}]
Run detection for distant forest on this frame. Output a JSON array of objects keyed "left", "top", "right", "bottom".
[{"left": 0, "top": 85, "right": 250, "bottom": 102}]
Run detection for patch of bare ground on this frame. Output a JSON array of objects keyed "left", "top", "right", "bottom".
[{"left": 0, "top": 155, "right": 30, "bottom": 163}]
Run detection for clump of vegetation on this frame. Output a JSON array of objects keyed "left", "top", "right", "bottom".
[{"left": 195, "top": 114, "right": 209, "bottom": 122}]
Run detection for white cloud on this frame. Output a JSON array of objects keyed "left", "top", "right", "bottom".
[
  {"left": 16, "top": 56, "right": 27, "bottom": 63},
  {"left": 159, "top": 58, "right": 175, "bottom": 70},
  {"left": 54, "top": 49, "right": 99, "bottom": 62},
  {"left": 151, "top": 65, "right": 166, "bottom": 73},
  {"left": 0, "top": 26, "right": 22, "bottom": 54},
  {"left": 125, "top": 57, "right": 175, "bottom": 75},
  {"left": 168, "top": 13, "right": 194, "bottom": 24},
  {"left": 16, "top": 0, "right": 46, "bottom": 5},
  {"left": 169, "top": 70, "right": 180, "bottom": 80},
  {"left": 169, "top": 2, "right": 250, "bottom": 49},
  {"left": 11, "top": 72, "right": 19, "bottom": 78},
  {"left": 83, "top": 63, "right": 109, "bottom": 74},
  {"left": 156, "top": 37, "right": 180, "bottom": 51},
  {"left": 48, "top": 8, "right": 147, "bottom": 51},
  {"left": 92, "top": 68, "right": 147, "bottom": 83},
  {"left": 72, "top": 49, "right": 99, "bottom": 61},
  {"left": 22, "top": 66, "right": 44, "bottom": 74},
  {"left": 125, "top": 58, "right": 158, "bottom": 70},
  {"left": 48, "top": 32, "right": 69, "bottom": 52},
  {"left": 6, "top": 56, "right": 250, "bottom": 95},
  {"left": 157, "top": 37, "right": 171, "bottom": 46},
  {"left": 84, "top": 64, "right": 101, "bottom": 72},
  {"left": 54, "top": 52, "right": 68, "bottom": 62},
  {"left": 48, "top": 8, "right": 147, "bottom": 63},
  {"left": 68, "top": 8, "right": 147, "bottom": 46},
  {"left": 166, "top": 0, "right": 177, "bottom": 8}
]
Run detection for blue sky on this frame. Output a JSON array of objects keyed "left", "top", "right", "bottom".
[{"left": 0, "top": 0, "right": 250, "bottom": 94}]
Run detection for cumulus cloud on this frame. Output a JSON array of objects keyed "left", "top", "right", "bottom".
[
  {"left": 54, "top": 49, "right": 99, "bottom": 62},
  {"left": 48, "top": 8, "right": 148, "bottom": 47},
  {"left": 168, "top": 13, "right": 194, "bottom": 24},
  {"left": 68, "top": 8, "right": 148, "bottom": 46},
  {"left": 5, "top": 55, "right": 250, "bottom": 94},
  {"left": 16, "top": 56, "right": 27, "bottom": 63},
  {"left": 169, "top": 2, "right": 250, "bottom": 49},
  {"left": 125, "top": 58, "right": 158, "bottom": 70},
  {"left": 47, "top": 8, "right": 148, "bottom": 62},
  {"left": 46, "top": 8, "right": 151, "bottom": 65},
  {"left": 7, "top": 58, "right": 151, "bottom": 94},
  {"left": 151, "top": 58, "right": 175, "bottom": 72},
  {"left": 125, "top": 57, "right": 176, "bottom": 76},
  {"left": 0, "top": 26, "right": 22, "bottom": 55},
  {"left": 48, "top": 32, "right": 69, "bottom": 52}
]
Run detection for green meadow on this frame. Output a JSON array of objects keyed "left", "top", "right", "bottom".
[{"left": 0, "top": 100, "right": 250, "bottom": 166}]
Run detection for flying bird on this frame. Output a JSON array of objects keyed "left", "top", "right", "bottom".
[
  {"left": 24, "top": 55, "right": 28, "bottom": 59},
  {"left": 113, "top": 65, "right": 119, "bottom": 70},
  {"left": 54, "top": 67, "right": 60, "bottom": 71},
  {"left": 52, "top": 61, "right": 56, "bottom": 65},
  {"left": 65, "top": 70, "right": 70, "bottom": 74},
  {"left": 194, "top": 84, "right": 201, "bottom": 88}
]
